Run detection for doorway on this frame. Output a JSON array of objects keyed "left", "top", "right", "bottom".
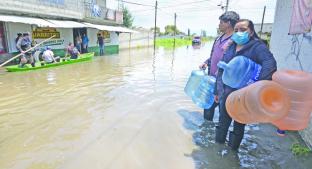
[{"left": 73, "top": 28, "right": 87, "bottom": 53}]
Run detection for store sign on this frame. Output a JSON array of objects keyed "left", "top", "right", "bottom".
[
  {"left": 41, "top": 39, "right": 65, "bottom": 46},
  {"left": 32, "top": 28, "right": 60, "bottom": 39},
  {"left": 103, "top": 30, "right": 111, "bottom": 43},
  {"left": 99, "top": 30, "right": 111, "bottom": 43}
]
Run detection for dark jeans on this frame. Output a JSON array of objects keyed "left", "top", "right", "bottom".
[
  {"left": 203, "top": 101, "right": 218, "bottom": 121},
  {"left": 99, "top": 44, "right": 104, "bottom": 55},
  {"left": 215, "top": 94, "right": 245, "bottom": 150}
]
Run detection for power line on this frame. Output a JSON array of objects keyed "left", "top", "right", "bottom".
[
  {"left": 117, "top": 0, "right": 155, "bottom": 7},
  {"left": 159, "top": 0, "right": 215, "bottom": 9}
]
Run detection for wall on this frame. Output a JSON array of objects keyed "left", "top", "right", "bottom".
[
  {"left": 86, "top": 28, "right": 119, "bottom": 55},
  {"left": 119, "top": 30, "right": 154, "bottom": 50},
  {"left": 270, "top": 0, "right": 312, "bottom": 148},
  {"left": 0, "top": 0, "right": 84, "bottom": 19}
]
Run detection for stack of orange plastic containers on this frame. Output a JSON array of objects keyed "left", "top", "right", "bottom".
[
  {"left": 272, "top": 70, "right": 312, "bottom": 130},
  {"left": 226, "top": 70, "right": 312, "bottom": 131},
  {"left": 226, "top": 80, "right": 290, "bottom": 124}
]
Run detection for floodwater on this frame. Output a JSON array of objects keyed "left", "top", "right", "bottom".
[{"left": 0, "top": 43, "right": 311, "bottom": 169}]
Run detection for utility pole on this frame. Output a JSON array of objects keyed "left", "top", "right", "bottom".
[
  {"left": 225, "top": 0, "right": 229, "bottom": 12},
  {"left": 174, "top": 13, "right": 177, "bottom": 48},
  {"left": 260, "top": 6, "right": 266, "bottom": 39},
  {"left": 153, "top": 1, "right": 158, "bottom": 52}
]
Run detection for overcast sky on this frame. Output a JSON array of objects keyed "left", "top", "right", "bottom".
[{"left": 107, "top": 0, "right": 277, "bottom": 36}]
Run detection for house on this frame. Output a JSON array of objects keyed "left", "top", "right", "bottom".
[
  {"left": 0, "top": 0, "right": 135, "bottom": 63},
  {"left": 270, "top": 0, "right": 312, "bottom": 148}
]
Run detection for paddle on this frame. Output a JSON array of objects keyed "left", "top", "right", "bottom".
[{"left": 0, "top": 35, "right": 56, "bottom": 68}]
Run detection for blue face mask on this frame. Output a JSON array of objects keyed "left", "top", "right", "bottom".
[{"left": 231, "top": 31, "right": 250, "bottom": 45}]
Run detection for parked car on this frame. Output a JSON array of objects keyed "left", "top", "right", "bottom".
[{"left": 192, "top": 36, "right": 201, "bottom": 45}]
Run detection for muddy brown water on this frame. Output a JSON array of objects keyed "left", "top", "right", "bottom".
[{"left": 0, "top": 43, "right": 311, "bottom": 169}]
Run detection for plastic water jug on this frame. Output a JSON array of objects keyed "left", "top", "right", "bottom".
[
  {"left": 184, "top": 70, "right": 207, "bottom": 97},
  {"left": 226, "top": 80, "right": 290, "bottom": 124},
  {"left": 192, "top": 75, "right": 216, "bottom": 109},
  {"left": 271, "top": 70, "right": 312, "bottom": 130},
  {"left": 217, "top": 55, "right": 262, "bottom": 89}
]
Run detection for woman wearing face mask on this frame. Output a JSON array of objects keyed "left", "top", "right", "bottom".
[{"left": 214, "top": 19, "right": 277, "bottom": 151}]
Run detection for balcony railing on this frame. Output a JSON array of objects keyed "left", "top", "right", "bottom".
[{"left": 84, "top": 3, "right": 123, "bottom": 24}]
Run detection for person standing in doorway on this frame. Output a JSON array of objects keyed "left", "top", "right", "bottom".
[
  {"left": 199, "top": 11, "right": 240, "bottom": 121},
  {"left": 82, "top": 33, "right": 89, "bottom": 53},
  {"left": 75, "top": 35, "right": 82, "bottom": 53},
  {"left": 97, "top": 33, "right": 104, "bottom": 56}
]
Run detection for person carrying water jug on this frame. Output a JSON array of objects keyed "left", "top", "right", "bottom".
[
  {"left": 214, "top": 19, "right": 277, "bottom": 151},
  {"left": 199, "top": 11, "right": 240, "bottom": 121}
]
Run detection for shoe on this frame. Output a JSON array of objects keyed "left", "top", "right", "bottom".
[{"left": 276, "top": 129, "right": 286, "bottom": 136}]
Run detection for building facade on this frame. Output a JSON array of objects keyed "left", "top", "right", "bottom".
[
  {"left": 270, "top": 0, "right": 312, "bottom": 148},
  {"left": 0, "top": 0, "right": 126, "bottom": 63}
]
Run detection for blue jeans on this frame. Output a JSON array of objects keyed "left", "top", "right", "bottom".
[
  {"left": 215, "top": 94, "right": 245, "bottom": 150},
  {"left": 99, "top": 44, "right": 104, "bottom": 55}
]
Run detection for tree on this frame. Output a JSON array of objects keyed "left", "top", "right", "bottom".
[
  {"left": 150, "top": 27, "right": 160, "bottom": 34},
  {"left": 164, "top": 25, "right": 180, "bottom": 35},
  {"left": 122, "top": 6, "right": 134, "bottom": 28}
]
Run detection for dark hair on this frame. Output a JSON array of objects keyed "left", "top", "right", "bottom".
[
  {"left": 219, "top": 11, "right": 240, "bottom": 28},
  {"left": 236, "top": 19, "right": 260, "bottom": 40},
  {"left": 17, "top": 33, "right": 22, "bottom": 36},
  {"left": 23, "top": 32, "right": 29, "bottom": 36}
]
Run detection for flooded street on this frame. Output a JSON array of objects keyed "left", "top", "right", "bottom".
[{"left": 0, "top": 42, "right": 311, "bottom": 169}]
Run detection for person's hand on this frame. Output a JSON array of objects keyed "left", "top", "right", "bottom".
[
  {"left": 214, "top": 95, "right": 219, "bottom": 103},
  {"left": 199, "top": 63, "right": 207, "bottom": 70}
]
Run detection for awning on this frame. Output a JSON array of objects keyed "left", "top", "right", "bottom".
[
  {"left": 84, "top": 22, "right": 138, "bottom": 33},
  {"left": 0, "top": 15, "right": 55, "bottom": 27},
  {"left": 46, "top": 20, "right": 87, "bottom": 28}
]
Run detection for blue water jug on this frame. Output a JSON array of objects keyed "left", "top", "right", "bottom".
[
  {"left": 184, "top": 70, "right": 207, "bottom": 97},
  {"left": 192, "top": 76, "right": 216, "bottom": 109},
  {"left": 217, "top": 55, "right": 262, "bottom": 89}
]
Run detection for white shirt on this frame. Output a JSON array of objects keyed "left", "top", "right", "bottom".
[{"left": 42, "top": 50, "right": 54, "bottom": 63}]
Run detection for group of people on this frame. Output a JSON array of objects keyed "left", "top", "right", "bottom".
[
  {"left": 74, "top": 33, "right": 89, "bottom": 54},
  {"left": 15, "top": 31, "right": 105, "bottom": 67},
  {"left": 199, "top": 11, "right": 278, "bottom": 151},
  {"left": 74, "top": 33, "right": 104, "bottom": 55}
]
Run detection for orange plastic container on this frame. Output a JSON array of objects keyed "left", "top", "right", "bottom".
[
  {"left": 272, "top": 70, "right": 312, "bottom": 130},
  {"left": 226, "top": 80, "right": 290, "bottom": 124}
]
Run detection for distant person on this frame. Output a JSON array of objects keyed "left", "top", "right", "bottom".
[
  {"left": 42, "top": 46, "right": 59, "bottom": 64},
  {"left": 66, "top": 42, "right": 80, "bottom": 59},
  {"left": 97, "top": 33, "right": 104, "bottom": 55},
  {"left": 16, "top": 32, "right": 35, "bottom": 67},
  {"left": 75, "top": 35, "right": 82, "bottom": 53},
  {"left": 82, "top": 33, "right": 89, "bottom": 53},
  {"left": 214, "top": 19, "right": 277, "bottom": 151},
  {"left": 15, "top": 33, "right": 22, "bottom": 49},
  {"left": 199, "top": 11, "right": 240, "bottom": 121}
]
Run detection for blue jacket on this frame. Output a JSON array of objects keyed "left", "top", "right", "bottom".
[{"left": 215, "top": 39, "right": 277, "bottom": 98}]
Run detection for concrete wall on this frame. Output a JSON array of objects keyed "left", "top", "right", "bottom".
[
  {"left": 270, "top": 0, "right": 312, "bottom": 148},
  {"left": 119, "top": 30, "right": 154, "bottom": 50},
  {"left": 0, "top": 0, "right": 84, "bottom": 19}
]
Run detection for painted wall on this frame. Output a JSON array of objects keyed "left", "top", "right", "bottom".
[
  {"left": 86, "top": 28, "right": 119, "bottom": 55},
  {"left": 119, "top": 30, "right": 153, "bottom": 50},
  {"left": 270, "top": 0, "right": 312, "bottom": 148},
  {"left": 5, "top": 22, "right": 73, "bottom": 52}
]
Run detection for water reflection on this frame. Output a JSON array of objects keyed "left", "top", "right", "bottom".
[{"left": 0, "top": 43, "right": 311, "bottom": 169}]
